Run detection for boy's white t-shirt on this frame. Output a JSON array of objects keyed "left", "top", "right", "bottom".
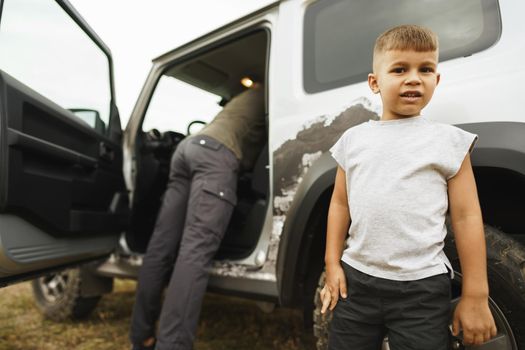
[{"left": 330, "top": 115, "right": 478, "bottom": 281}]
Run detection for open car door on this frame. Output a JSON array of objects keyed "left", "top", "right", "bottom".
[{"left": 0, "top": 0, "right": 129, "bottom": 286}]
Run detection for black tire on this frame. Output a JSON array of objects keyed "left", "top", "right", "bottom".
[
  {"left": 445, "top": 223, "right": 525, "bottom": 349},
  {"left": 312, "top": 224, "right": 525, "bottom": 349},
  {"left": 31, "top": 268, "right": 102, "bottom": 321}
]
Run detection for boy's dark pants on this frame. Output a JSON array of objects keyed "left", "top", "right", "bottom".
[{"left": 329, "top": 262, "right": 451, "bottom": 350}]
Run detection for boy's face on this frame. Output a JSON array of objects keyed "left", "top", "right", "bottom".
[{"left": 368, "top": 49, "right": 440, "bottom": 121}]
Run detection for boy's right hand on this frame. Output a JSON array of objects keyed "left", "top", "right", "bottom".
[{"left": 320, "top": 263, "right": 347, "bottom": 314}]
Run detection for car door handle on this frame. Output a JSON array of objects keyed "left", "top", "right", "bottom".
[{"left": 99, "top": 142, "right": 115, "bottom": 162}]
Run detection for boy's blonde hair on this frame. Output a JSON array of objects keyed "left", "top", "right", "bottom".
[{"left": 373, "top": 25, "right": 439, "bottom": 68}]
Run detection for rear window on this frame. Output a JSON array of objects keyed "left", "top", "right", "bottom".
[{"left": 303, "top": 0, "right": 501, "bottom": 94}]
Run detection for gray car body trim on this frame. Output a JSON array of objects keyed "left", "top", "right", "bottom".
[
  {"left": 208, "top": 274, "right": 279, "bottom": 300},
  {"left": 459, "top": 122, "right": 525, "bottom": 176},
  {"left": 276, "top": 121, "right": 525, "bottom": 305}
]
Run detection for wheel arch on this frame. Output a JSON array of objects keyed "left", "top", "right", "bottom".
[
  {"left": 277, "top": 152, "right": 336, "bottom": 306},
  {"left": 460, "top": 122, "right": 525, "bottom": 235}
]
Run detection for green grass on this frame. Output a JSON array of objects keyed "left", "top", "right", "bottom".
[{"left": 0, "top": 280, "right": 315, "bottom": 350}]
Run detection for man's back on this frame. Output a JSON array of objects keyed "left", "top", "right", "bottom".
[{"left": 198, "top": 85, "right": 266, "bottom": 171}]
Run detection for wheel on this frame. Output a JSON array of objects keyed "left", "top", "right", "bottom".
[
  {"left": 312, "top": 224, "right": 524, "bottom": 349},
  {"left": 445, "top": 224, "right": 524, "bottom": 349},
  {"left": 31, "top": 268, "right": 102, "bottom": 321}
]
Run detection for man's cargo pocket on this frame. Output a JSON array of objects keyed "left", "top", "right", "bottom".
[
  {"left": 202, "top": 183, "right": 237, "bottom": 206},
  {"left": 192, "top": 182, "right": 237, "bottom": 238}
]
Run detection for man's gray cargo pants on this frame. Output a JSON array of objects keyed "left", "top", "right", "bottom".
[{"left": 130, "top": 135, "right": 239, "bottom": 350}]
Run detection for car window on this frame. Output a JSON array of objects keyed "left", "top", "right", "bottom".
[
  {"left": 142, "top": 75, "right": 222, "bottom": 134},
  {"left": 0, "top": 0, "right": 112, "bottom": 133},
  {"left": 303, "top": 0, "right": 501, "bottom": 93}
]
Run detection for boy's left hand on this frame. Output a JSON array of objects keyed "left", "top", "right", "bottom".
[{"left": 452, "top": 296, "right": 497, "bottom": 346}]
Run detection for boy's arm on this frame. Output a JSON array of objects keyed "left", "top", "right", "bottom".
[
  {"left": 448, "top": 154, "right": 497, "bottom": 345},
  {"left": 321, "top": 166, "right": 351, "bottom": 313}
]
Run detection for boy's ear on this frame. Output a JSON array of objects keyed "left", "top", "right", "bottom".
[
  {"left": 436, "top": 72, "right": 441, "bottom": 86},
  {"left": 368, "top": 73, "right": 380, "bottom": 94}
]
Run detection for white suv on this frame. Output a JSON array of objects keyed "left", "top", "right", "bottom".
[{"left": 1, "top": 0, "right": 524, "bottom": 349}]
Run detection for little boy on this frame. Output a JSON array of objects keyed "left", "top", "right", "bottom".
[{"left": 321, "top": 25, "right": 497, "bottom": 349}]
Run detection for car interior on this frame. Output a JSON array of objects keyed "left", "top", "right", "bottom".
[{"left": 125, "top": 29, "right": 270, "bottom": 260}]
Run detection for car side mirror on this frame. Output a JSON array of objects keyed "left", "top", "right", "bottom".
[{"left": 69, "top": 108, "right": 106, "bottom": 134}]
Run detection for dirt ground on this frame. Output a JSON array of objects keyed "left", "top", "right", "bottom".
[{"left": 0, "top": 279, "right": 316, "bottom": 350}]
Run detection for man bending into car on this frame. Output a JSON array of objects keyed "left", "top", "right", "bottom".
[{"left": 130, "top": 82, "right": 265, "bottom": 350}]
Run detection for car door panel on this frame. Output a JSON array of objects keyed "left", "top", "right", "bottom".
[
  {"left": 0, "top": 0, "right": 128, "bottom": 283},
  {"left": 0, "top": 72, "right": 127, "bottom": 282},
  {"left": 1, "top": 72, "right": 127, "bottom": 235}
]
